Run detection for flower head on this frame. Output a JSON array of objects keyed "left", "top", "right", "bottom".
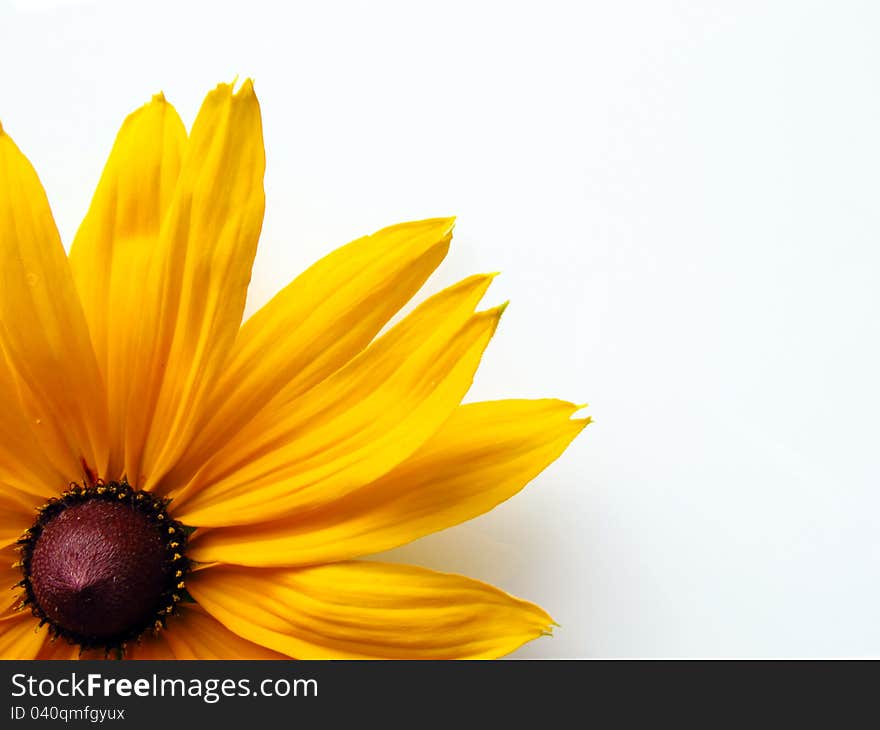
[{"left": 0, "top": 82, "right": 588, "bottom": 659}]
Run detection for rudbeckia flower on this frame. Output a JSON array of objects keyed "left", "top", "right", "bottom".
[{"left": 0, "top": 81, "right": 588, "bottom": 660}]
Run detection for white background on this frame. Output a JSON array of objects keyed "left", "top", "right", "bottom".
[{"left": 1, "top": 0, "right": 879, "bottom": 658}]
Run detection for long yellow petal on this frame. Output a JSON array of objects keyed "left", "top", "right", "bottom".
[
  {"left": 159, "top": 218, "right": 453, "bottom": 492},
  {"left": 189, "top": 561, "right": 554, "bottom": 659},
  {"left": 189, "top": 400, "right": 589, "bottom": 567},
  {"left": 126, "top": 605, "right": 284, "bottom": 659},
  {"left": 120, "top": 81, "right": 265, "bottom": 487},
  {"left": 0, "top": 127, "right": 109, "bottom": 481},
  {"left": 0, "top": 361, "right": 66, "bottom": 500},
  {"left": 172, "top": 275, "right": 499, "bottom": 526},
  {"left": 0, "top": 614, "right": 46, "bottom": 659},
  {"left": 68, "top": 94, "right": 186, "bottom": 479}
]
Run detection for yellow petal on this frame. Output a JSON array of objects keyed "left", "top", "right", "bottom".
[
  {"left": 189, "top": 399, "right": 589, "bottom": 567},
  {"left": 0, "top": 544, "right": 25, "bottom": 615},
  {"left": 0, "top": 361, "right": 66, "bottom": 499},
  {"left": 0, "top": 614, "right": 45, "bottom": 659},
  {"left": 126, "top": 604, "right": 284, "bottom": 659},
  {"left": 0, "top": 483, "right": 41, "bottom": 547},
  {"left": 35, "top": 636, "right": 89, "bottom": 660},
  {"left": 68, "top": 94, "right": 187, "bottom": 479},
  {"left": 189, "top": 561, "right": 554, "bottom": 659},
  {"left": 119, "top": 81, "right": 265, "bottom": 487},
  {"left": 172, "top": 275, "right": 499, "bottom": 526},
  {"left": 0, "top": 128, "right": 109, "bottom": 480},
  {"left": 159, "top": 218, "right": 453, "bottom": 492}
]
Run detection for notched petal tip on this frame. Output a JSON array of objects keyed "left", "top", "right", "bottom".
[
  {"left": 571, "top": 402, "right": 592, "bottom": 428},
  {"left": 211, "top": 80, "right": 235, "bottom": 99},
  {"left": 233, "top": 80, "right": 261, "bottom": 117},
  {"left": 236, "top": 77, "right": 256, "bottom": 97},
  {"left": 537, "top": 614, "right": 558, "bottom": 636},
  {"left": 220, "top": 77, "right": 256, "bottom": 99},
  {"left": 568, "top": 402, "right": 591, "bottom": 418},
  {"left": 541, "top": 400, "right": 590, "bottom": 424}
]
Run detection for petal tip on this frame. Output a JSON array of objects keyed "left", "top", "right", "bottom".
[
  {"left": 423, "top": 216, "right": 456, "bottom": 236},
  {"left": 129, "top": 90, "right": 172, "bottom": 124},
  {"left": 474, "top": 300, "right": 509, "bottom": 333},
  {"left": 415, "top": 216, "right": 456, "bottom": 237},
  {"left": 467, "top": 271, "right": 500, "bottom": 294},
  {"left": 212, "top": 80, "right": 235, "bottom": 98},
  {"left": 464, "top": 271, "right": 499, "bottom": 288},
  {"left": 237, "top": 77, "right": 256, "bottom": 97}
]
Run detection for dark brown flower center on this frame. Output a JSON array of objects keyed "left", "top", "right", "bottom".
[
  {"left": 17, "top": 481, "right": 190, "bottom": 653},
  {"left": 30, "top": 499, "right": 166, "bottom": 639}
]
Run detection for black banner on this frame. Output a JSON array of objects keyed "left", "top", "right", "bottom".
[{"left": 0, "top": 659, "right": 865, "bottom": 727}]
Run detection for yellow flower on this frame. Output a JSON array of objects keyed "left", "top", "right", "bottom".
[{"left": 0, "top": 81, "right": 588, "bottom": 660}]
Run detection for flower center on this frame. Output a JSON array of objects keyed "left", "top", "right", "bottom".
[{"left": 16, "top": 481, "right": 190, "bottom": 653}]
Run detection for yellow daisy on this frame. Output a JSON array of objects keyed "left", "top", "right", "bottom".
[{"left": 0, "top": 81, "right": 588, "bottom": 660}]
